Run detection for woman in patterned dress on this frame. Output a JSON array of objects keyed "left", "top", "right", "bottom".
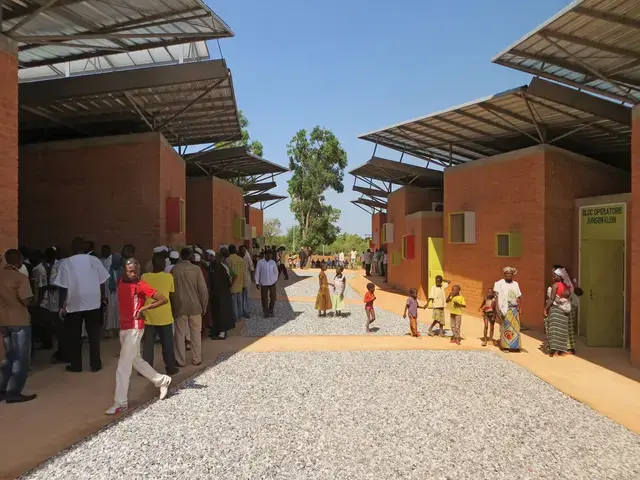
[{"left": 314, "top": 263, "right": 332, "bottom": 317}]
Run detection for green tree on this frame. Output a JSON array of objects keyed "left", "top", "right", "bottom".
[
  {"left": 263, "top": 218, "right": 282, "bottom": 244},
  {"left": 327, "top": 233, "right": 369, "bottom": 255},
  {"left": 217, "top": 110, "right": 263, "bottom": 157},
  {"left": 287, "top": 126, "right": 348, "bottom": 250}
]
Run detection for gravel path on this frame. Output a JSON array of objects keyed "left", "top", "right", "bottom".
[
  {"left": 242, "top": 301, "right": 410, "bottom": 336},
  {"left": 24, "top": 351, "right": 640, "bottom": 480},
  {"left": 275, "top": 271, "right": 360, "bottom": 299}
]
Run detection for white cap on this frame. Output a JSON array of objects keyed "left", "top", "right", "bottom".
[
  {"left": 193, "top": 253, "right": 201, "bottom": 262},
  {"left": 169, "top": 251, "right": 180, "bottom": 259},
  {"left": 194, "top": 247, "right": 203, "bottom": 254},
  {"left": 206, "top": 249, "right": 215, "bottom": 256}
]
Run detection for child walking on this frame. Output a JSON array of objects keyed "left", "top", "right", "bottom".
[
  {"left": 332, "top": 266, "right": 346, "bottom": 317},
  {"left": 314, "top": 263, "right": 332, "bottom": 317},
  {"left": 363, "top": 282, "right": 376, "bottom": 333},
  {"left": 427, "top": 275, "right": 449, "bottom": 336},
  {"left": 479, "top": 287, "right": 496, "bottom": 347},
  {"left": 403, "top": 288, "right": 427, "bottom": 337},
  {"left": 446, "top": 285, "right": 466, "bottom": 345}
]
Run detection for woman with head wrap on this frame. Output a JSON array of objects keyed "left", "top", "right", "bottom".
[
  {"left": 493, "top": 267, "right": 522, "bottom": 352},
  {"left": 544, "top": 266, "right": 573, "bottom": 357}
]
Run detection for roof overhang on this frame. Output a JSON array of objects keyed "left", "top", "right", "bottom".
[
  {"left": 185, "top": 146, "right": 288, "bottom": 179},
  {"left": 493, "top": 0, "right": 640, "bottom": 105},
  {"left": 350, "top": 156, "right": 444, "bottom": 189},
  {"left": 2, "top": 0, "right": 234, "bottom": 69},
  {"left": 359, "top": 77, "right": 631, "bottom": 170},
  {"left": 18, "top": 59, "right": 242, "bottom": 147}
]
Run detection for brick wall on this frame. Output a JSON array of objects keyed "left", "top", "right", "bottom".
[
  {"left": 186, "top": 176, "right": 244, "bottom": 250},
  {"left": 632, "top": 105, "right": 640, "bottom": 366},
  {"left": 0, "top": 37, "right": 18, "bottom": 255},
  {"left": 19, "top": 133, "right": 183, "bottom": 263},
  {"left": 371, "top": 212, "right": 387, "bottom": 249},
  {"left": 159, "top": 140, "right": 186, "bottom": 247},
  {"left": 445, "top": 145, "right": 629, "bottom": 330},
  {"left": 248, "top": 206, "right": 264, "bottom": 239}
]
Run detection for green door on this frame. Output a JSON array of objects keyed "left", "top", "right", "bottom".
[
  {"left": 427, "top": 237, "right": 444, "bottom": 293},
  {"left": 580, "top": 239, "right": 625, "bottom": 347}
]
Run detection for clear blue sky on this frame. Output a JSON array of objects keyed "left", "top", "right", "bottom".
[{"left": 206, "top": 0, "right": 570, "bottom": 236}]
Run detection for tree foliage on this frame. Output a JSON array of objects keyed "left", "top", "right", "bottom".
[
  {"left": 326, "top": 233, "right": 370, "bottom": 255},
  {"left": 287, "top": 126, "right": 348, "bottom": 250},
  {"left": 217, "top": 110, "right": 263, "bottom": 157},
  {"left": 263, "top": 218, "right": 282, "bottom": 244}
]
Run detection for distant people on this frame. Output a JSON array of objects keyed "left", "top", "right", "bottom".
[
  {"left": 364, "top": 282, "right": 376, "bottom": 333},
  {"left": 446, "top": 285, "right": 466, "bottom": 345},
  {"left": 165, "top": 250, "right": 179, "bottom": 273},
  {"left": 479, "top": 287, "right": 497, "bottom": 347},
  {"left": 315, "top": 263, "right": 332, "bottom": 317},
  {"left": 54, "top": 237, "right": 109, "bottom": 373},
  {"left": 192, "top": 253, "right": 211, "bottom": 337},
  {"left": 339, "top": 251, "right": 345, "bottom": 266},
  {"left": 493, "top": 267, "right": 522, "bottom": 352},
  {"left": 106, "top": 258, "right": 171, "bottom": 415},
  {"left": 240, "top": 245, "right": 254, "bottom": 319},
  {"left": 0, "top": 249, "right": 37, "bottom": 403},
  {"left": 31, "top": 249, "right": 53, "bottom": 351},
  {"left": 171, "top": 248, "right": 208, "bottom": 367},
  {"left": 255, "top": 249, "right": 279, "bottom": 317},
  {"left": 141, "top": 254, "right": 178, "bottom": 375},
  {"left": 332, "top": 266, "right": 346, "bottom": 317},
  {"left": 426, "top": 275, "right": 449, "bottom": 337},
  {"left": 382, "top": 250, "right": 388, "bottom": 282},
  {"left": 278, "top": 246, "right": 289, "bottom": 280},
  {"left": 209, "top": 251, "right": 234, "bottom": 340},
  {"left": 403, "top": 288, "right": 427, "bottom": 338},
  {"left": 363, "top": 249, "right": 373, "bottom": 276},
  {"left": 350, "top": 249, "right": 357, "bottom": 269}
]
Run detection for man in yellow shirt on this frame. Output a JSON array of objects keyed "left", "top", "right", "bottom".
[
  {"left": 226, "top": 245, "right": 245, "bottom": 323},
  {"left": 446, "top": 285, "right": 466, "bottom": 346},
  {"left": 141, "top": 254, "right": 178, "bottom": 375}
]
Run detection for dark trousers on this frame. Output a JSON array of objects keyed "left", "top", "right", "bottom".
[
  {"left": 32, "top": 307, "right": 54, "bottom": 349},
  {"left": 278, "top": 264, "right": 289, "bottom": 280},
  {"left": 365, "top": 263, "right": 371, "bottom": 276},
  {"left": 0, "top": 326, "right": 31, "bottom": 398},
  {"left": 142, "top": 324, "right": 176, "bottom": 373},
  {"left": 65, "top": 308, "right": 102, "bottom": 370},
  {"left": 260, "top": 284, "right": 277, "bottom": 314},
  {"left": 52, "top": 313, "right": 68, "bottom": 362}
]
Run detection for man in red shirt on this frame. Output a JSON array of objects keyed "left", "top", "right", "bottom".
[{"left": 106, "top": 258, "right": 172, "bottom": 415}]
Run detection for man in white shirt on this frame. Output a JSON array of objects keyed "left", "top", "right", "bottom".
[
  {"left": 350, "top": 249, "right": 357, "bottom": 269},
  {"left": 338, "top": 251, "right": 345, "bottom": 266},
  {"left": 363, "top": 249, "right": 373, "bottom": 276},
  {"left": 54, "top": 237, "right": 110, "bottom": 373},
  {"left": 255, "top": 249, "right": 279, "bottom": 317}
]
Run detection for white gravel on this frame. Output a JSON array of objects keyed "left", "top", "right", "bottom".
[
  {"left": 242, "top": 301, "right": 411, "bottom": 336},
  {"left": 23, "top": 350, "right": 640, "bottom": 480}
]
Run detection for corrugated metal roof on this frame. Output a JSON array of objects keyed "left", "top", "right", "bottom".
[
  {"left": 359, "top": 77, "right": 631, "bottom": 170},
  {"left": 244, "top": 193, "right": 287, "bottom": 206},
  {"left": 350, "top": 157, "right": 444, "bottom": 189},
  {"left": 19, "top": 41, "right": 210, "bottom": 81},
  {"left": 493, "top": 0, "right": 640, "bottom": 104},
  {"left": 185, "top": 146, "right": 288, "bottom": 179},
  {"left": 2, "top": 0, "right": 233, "bottom": 68},
  {"left": 19, "top": 59, "right": 242, "bottom": 147}
]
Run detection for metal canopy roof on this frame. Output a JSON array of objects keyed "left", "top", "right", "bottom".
[
  {"left": 19, "top": 41, "right": 210, "bottom": 82},
  {"left": 353, "top": 185, "right": 389, "bottom": 198},
  {"left": 359, "top": 77, "right": 631, "bottom": 170},
  {"left": 244, "top": 192, "right": 287, "bottom": 205},
  {"left": 493, "top": 0, "right": 640, "bottom": 105},
  {"left": 350, "top": 156, "right": 444, "bottom": 189},
  {"left": 351, "top": 198, "right": 387, "bottom": 210},
  {"left": 18, "top": 59, "right": 241, "bottom": 147},
  {"left": 2, "top": 0, "right": 234, "bottom": 69},
  {"left": 185, "top": 146, "right": 288, "bottom": 179}
]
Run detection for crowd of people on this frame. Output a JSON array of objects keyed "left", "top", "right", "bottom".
[{"left": 0, "top": 239, "right": 289, "bottom": 408}]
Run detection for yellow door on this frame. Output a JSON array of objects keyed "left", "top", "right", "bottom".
[
  {"left": 427, "top": 237, "right": 444, "bottom": 293},
  {"left": 580, "top": 239, "right": 625, "bottom": 347}
]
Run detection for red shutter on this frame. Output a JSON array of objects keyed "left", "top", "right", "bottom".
[{"left": 166, "top": 197, "right": 184, "bottom": 234}]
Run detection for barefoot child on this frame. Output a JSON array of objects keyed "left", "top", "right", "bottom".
[
  {"left": 403, "top": 288, "right": 427, "bottom": 337},
  {"left": 446, "top": 285, "right": 466, "bottom": 345},
  {"left": 314, "top": 263, "right": 332, "bottom": 317},
  {"left": 364, "top": 282, "right": 376, "bottom": 333},
  {"left": 427, "top": 275, "right": 449, "bottom": 336},
  {"left": 479, "top": 287, "right": 496, "bottom": 346},
  {"left": 332, "top": 266, "right": 346, "bottom": 317}
]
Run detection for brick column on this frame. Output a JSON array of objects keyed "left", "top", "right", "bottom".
[
  {"left": 0, "top": 36, "right": 18, "bottom": 255},
  {"left": 631, "top": 105, "right": 640, "bottom": 366}
]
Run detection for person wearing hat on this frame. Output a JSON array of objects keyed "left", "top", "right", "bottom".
[
  {"left": 493, "top": 267, "right": 522, "bottom": 352},
  {"left": 165, "top": 250, "right": 180, "bottom": 273}
]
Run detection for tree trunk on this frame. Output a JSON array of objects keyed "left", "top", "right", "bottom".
[{"left": 304, "top": 210, "right": 311, "bottom": 240}]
